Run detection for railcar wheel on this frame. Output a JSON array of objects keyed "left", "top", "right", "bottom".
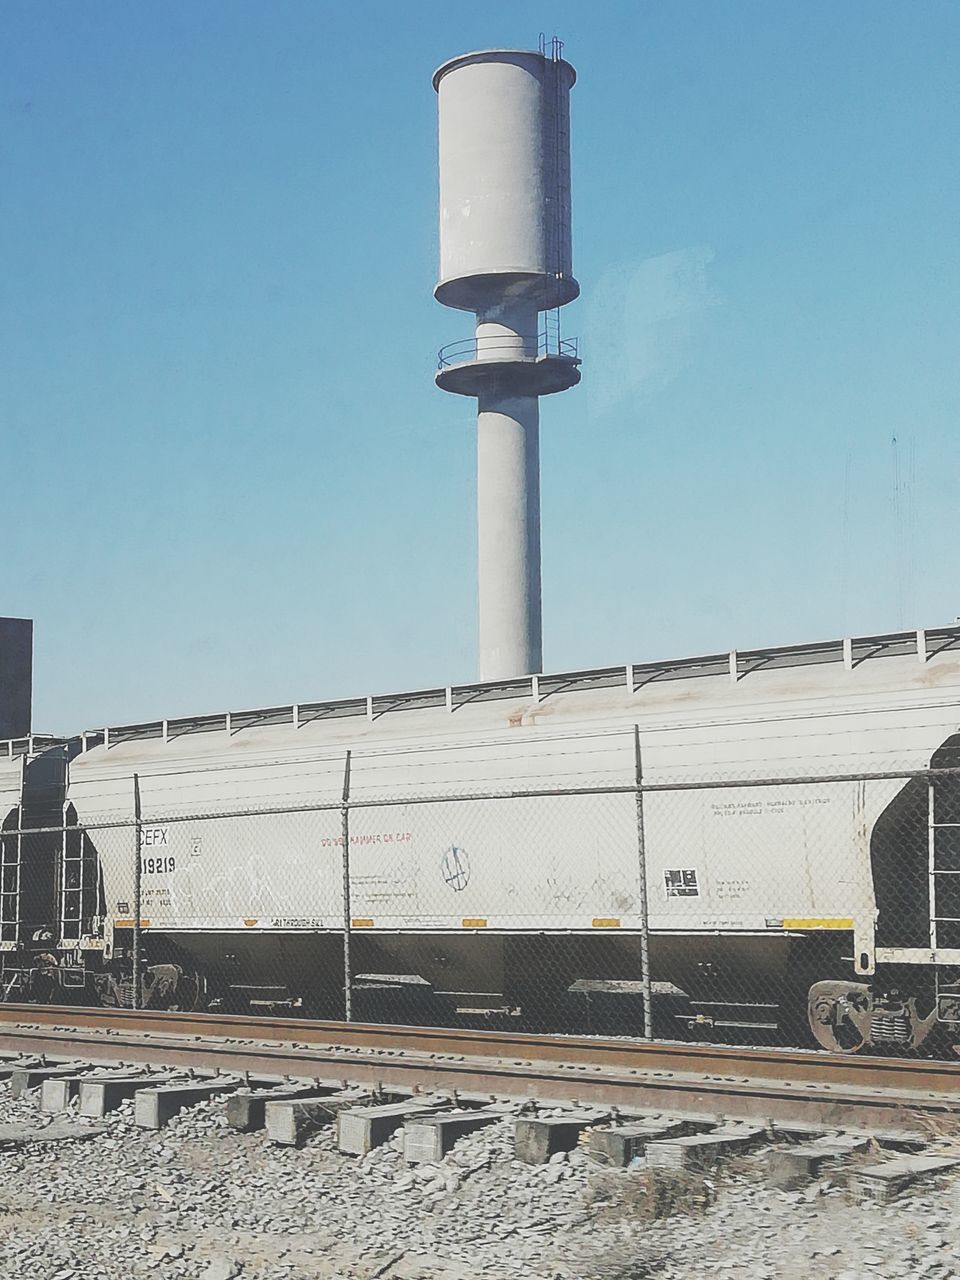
[
  {"left": 141, "top": 964, "right": 204, "bottom": 1011},
  {"left": 166, "top": 973, "right": 203, "bottom": 1012},
  {"left": 28, "top": 954, "right": 63, "bottom": 1005},
  {"left": 807, "top": 980, "right": 872, "bottom": 1053}
]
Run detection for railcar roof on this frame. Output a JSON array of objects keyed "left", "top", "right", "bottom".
[{"left": 5, "top": 623, "right": 960, "bottom": 760}]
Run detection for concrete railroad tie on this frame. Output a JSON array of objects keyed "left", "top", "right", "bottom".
[
  {"left": 850, "top": 1155, "right": 960, "bottom": 1204},
  {"left": 40, "top": 1071, "right": 174, "bottom": 1114},
  {"left": 80, "top": 1074, "right": 181, "bottom": 1118},
  {"left": 766, "top": 1135, "right": 871, "bottom": 1190},
  {"left": 586, "top": 1118, "right": 691, "bottom": 1168},
  {"left": 515, "top": 1113, "right": 610, "bottom": 1165},
  {"left": 9, "top": 1063, "right": 89, "bottom": 1100},
  {"left": 135, "top": 1078, "right": 243, "bottom": 1130},
  {"left": 265, "top": 1089, "right": 370, "bottom": 1147},
  {"left": 227, "top": 1084, "right": 339, "bottom": 1134},
  {"left": 645, "top": 1125, "right": 767, "bottom": 1171},
  {"left": 403, "top": 1109, "right": 505, "bottom": 1164},
  {"left": 338, "top": 1099, "right": 447, "bottom": 1156}
]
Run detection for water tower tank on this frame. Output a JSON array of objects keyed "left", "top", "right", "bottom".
[{"left": 434, "top": 50, "right": 578, "bottom": 313}]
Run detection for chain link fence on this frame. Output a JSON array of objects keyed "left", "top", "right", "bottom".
[{"left": 2, "top": 728, "right": 959, "bottom": 1056}]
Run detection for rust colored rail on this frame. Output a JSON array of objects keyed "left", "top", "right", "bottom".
[
  {"left": 0, "top": 1004, "right": 958, "bottom": 1130},
  {"left": 1, "top": 1003, "right": 958, "bottom": 1089}
]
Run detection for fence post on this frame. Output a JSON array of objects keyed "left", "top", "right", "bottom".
[
  {"left": 633, "top": 726, "right": 654, "bottom": 1040},
  {"left": 132, "top": 773, "right": 142, "bottom": 1010},
  {"left": 340, "top": 751, "right": 353, "bottom": 1022}
]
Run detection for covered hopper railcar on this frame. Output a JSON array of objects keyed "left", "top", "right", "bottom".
[{"left": 3, "top": 624, "right": 960, "bottom": 1053}]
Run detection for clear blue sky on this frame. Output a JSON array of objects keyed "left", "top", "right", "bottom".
[{"left": 2, "top": 1, "right": 958, "bottom": 732}]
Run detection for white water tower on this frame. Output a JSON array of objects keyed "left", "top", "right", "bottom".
[{"left": 433, "top": 41, "right": 580, "bottom": 681}]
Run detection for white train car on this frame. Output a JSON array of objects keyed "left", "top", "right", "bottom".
[{"left": 3, "top": 624, "right": 960, "bottom": 1050}]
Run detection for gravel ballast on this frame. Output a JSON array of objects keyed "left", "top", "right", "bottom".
[{"left": 0, "top": 1081, "right": 957, "bottom": 1279}]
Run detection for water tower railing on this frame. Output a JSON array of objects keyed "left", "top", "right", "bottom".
[{"left": 437, "top": 332, "right": 579, "bottom": 370}]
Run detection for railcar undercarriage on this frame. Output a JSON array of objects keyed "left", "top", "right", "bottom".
[
  {"left": 4, "top": 923, "right": 959, "bottom": 1059},
  {"left": 806, "top": 976, "right": 947, "bottom": 1054}
]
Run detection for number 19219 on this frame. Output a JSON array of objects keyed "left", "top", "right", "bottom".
[{"left": 141, "top": 856, "right": 176, "bottom": 875}]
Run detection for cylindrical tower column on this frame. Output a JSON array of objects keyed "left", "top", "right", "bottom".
[
  {"left": 433, "top": 46, "right": 581, "bottom": 681},
  {"left": 477, "top": 393, "right": 542, "bottom": 680},
  {"left": 475, "top": 300, "right": 538, "bottom": 363}
]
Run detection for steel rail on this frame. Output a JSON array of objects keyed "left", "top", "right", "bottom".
[{"left": 1, "top": 1005, "right": 959, "bottom": 1130}]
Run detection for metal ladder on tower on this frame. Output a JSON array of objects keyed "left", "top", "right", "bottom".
[
  {"left": 538, "top": 32, "right": 567, "bottom": 356},
  {"left": 542, "top": 307, "right": 562, "bottom": 357}
]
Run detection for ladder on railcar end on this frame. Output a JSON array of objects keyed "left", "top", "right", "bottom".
[
  {"left": 59, "top": 806, "right": 80, "bottom": 945},
  {"left": 928, "top": 777, "right": 960, "bottom": 953},
  {"left": 0, "top": 806, "right": 22, "bottom": 950},
  {"left": 928, "top": 775, "right": 960, "bottom": 1021},
  {"left": 59, "top": 812, "right": 99, "bottom": 948}
]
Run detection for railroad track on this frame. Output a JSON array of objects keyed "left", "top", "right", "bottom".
[{"left": 0, "top": 1004, "right": 959, "bottom": 1131}]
